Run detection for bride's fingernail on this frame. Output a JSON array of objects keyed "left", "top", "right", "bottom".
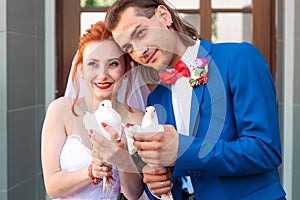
[
  {"left": 88, "top": 129, "right": 94, "bottom": 137},
  {"left": 101, "top": 123, "right": 107, "bottom": 127}
]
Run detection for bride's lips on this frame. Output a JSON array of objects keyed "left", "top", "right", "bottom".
[{"left": 94, "top": 82, "right": 113, "bottom": 90}]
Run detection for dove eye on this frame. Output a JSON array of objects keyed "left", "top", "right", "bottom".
[{"left": 101, "top": 103, "right": 105, "bottom": 106}]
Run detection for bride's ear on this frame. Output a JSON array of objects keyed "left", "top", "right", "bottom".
[{"left": 77, "top": 64, "right": 84, "bottom": 79}]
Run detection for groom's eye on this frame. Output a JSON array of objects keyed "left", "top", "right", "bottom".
[{"left": 136, "top": 29, "right": 145, "bottom": 39}]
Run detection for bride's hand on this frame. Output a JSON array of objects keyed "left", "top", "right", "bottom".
[
  {"left": 91, "top": 159, "right": 113, "bottom": 181},
  {"left": 90, "top": 126, "right": 131, "bottom": 170}
]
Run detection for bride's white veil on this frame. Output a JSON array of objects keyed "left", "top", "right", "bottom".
[{"left": 64, "top": 51, "right": 85, "bottom": 98}]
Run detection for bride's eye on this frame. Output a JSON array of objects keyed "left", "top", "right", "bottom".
[
  {"left": 88, "top": 61, "right": 98, "bottom": 67},
  {"left": 109, "top": 61, "right": 120, "bottom": 67},
  {"left": 106, "top": 60, "right": 121, "bottom": 70}
]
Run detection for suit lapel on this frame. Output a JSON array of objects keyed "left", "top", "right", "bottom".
[
  {"left": 154, "top": 84, "right": 177, "bottom": 126},
  {"left": 189, "top": 85, "right": 204, "bottom": 136},
  {"left": 189, "top": 39, "right": 212, "bottom": 136}
]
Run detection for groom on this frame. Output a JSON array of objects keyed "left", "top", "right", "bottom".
[{"left": 105, "top": 0, "right": 286, "bottom": 199}]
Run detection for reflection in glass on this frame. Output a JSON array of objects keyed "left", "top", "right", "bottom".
[
  {"left": 81, "top": 12, "right": 106, "bottom": 35},
  {"left": 167, "top": 0, "right": 199, "bottom": 9},
  {"left": 212, "top": 13, "right": 252, "bottom": 43},
  {"left": 81, "top": 0, "right": 116, "bottom": 8},
  {"left": 212, "top": 0, "right": 252, "bottom": 9}
]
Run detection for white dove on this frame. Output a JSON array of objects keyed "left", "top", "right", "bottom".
[
  {"left": 142, "top": 106, "right": 173, "bottom": 200},
  {"left": 141, "top": 106, "right": 164, "bottom": 132},
  {"left": 82, "top": 99, "right": 122, "bottom": 192},
  {"left": 83, "top": 99, "right": 122, "bottom": 141},
  {"left": 124, "top": 106, "right": 164, "bottom": 155},
  {"left": 124, "top": 106, "right": 173, "bottom": 200}
]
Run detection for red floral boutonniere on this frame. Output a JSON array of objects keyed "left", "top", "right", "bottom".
[{"left": 189, "top": 58, "right": 208, "bottom": 87}]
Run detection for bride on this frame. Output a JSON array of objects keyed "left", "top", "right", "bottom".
[{"left": 41, "top": 21, "right": 150, "bottom": 200}]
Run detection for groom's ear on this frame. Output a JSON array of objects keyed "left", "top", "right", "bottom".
[{"left": 155, "top": 5, "right": 173, "bottom": 27}]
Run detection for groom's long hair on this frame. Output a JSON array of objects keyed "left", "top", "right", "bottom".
[{"left": 105, "top": 0, "right": 200, "bottom": 46}]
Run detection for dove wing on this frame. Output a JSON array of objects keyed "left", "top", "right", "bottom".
[{"left": 83, "top": 112, "right": 101, "bottom": 133}]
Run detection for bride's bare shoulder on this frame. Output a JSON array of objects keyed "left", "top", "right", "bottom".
[{"left": 46, "top": 97, "right": 73, "bottom": 114}]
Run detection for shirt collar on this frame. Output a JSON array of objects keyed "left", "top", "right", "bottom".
[{"left": 181, "top": 40, "right": 201, "bottom": 69}]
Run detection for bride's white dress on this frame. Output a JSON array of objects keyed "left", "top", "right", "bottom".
[{"left": 53, "top": 134, "right": 120, "bottom": 200}]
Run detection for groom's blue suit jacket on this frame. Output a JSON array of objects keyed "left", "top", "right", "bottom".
[{"left": 146, "top": 39, "right": 286, "bottom": 200}]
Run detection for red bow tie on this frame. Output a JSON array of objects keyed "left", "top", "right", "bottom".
[{"left": 159, "top": 60, "right": 190, "bottom": 84}]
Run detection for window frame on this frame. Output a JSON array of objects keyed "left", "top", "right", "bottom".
[{"left": 55, "top": 0, "right": 276, "bottom": 97}]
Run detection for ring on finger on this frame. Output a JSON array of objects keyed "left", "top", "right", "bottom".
[
  {"left": 160, "top": 181, "right": 164, "bottom": 188},
  {"left": 99, "top": 166, "right": 103, "bottom": 171}
]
